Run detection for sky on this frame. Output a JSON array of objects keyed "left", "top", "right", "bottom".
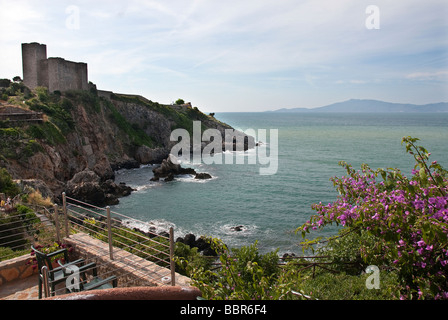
[{"left": 0, "top": 0, "right": 447, "bottom": 113}]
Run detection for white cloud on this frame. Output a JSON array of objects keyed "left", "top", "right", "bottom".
[
  {"left": 1, "top": 0, "right": 447, "bottom": 111},
  {"left": 406, "top": 71, "right": 448, "bottom": 81}
]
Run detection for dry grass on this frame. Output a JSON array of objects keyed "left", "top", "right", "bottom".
[{"left": 25, "top": 189, "right": 53, "bottom": 208}]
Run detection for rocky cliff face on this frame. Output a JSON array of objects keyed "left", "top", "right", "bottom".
[{"left": 0, "top": 85, "right": 238, "bottom": 206}]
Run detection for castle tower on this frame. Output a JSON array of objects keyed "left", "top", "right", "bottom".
[
  {"left": 22, "top": 42, "right": 89, "bottom": 93},
  {"left": 22, "top": 43, "right": 47, "bottom": 90}
]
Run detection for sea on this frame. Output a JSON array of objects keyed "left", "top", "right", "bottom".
[{"left": 112, "top": 112, "right": 448, "bottom": 255}]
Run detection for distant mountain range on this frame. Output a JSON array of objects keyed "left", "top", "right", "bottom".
[{"left": 269, "top": 99, "right": 448, "bottom": 113}]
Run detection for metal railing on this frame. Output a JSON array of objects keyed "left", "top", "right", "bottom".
[
  {"left": 0, "top": 205, "right": 56, "bottom": 262},
  {"left": 63, "top": 194, "right": 176, "bottom": 282},
  {"left": 1, "top": 192, "right": 178, "bottom": 298},
  {"left": 0, "top": 112, "right": 44, "bottom": 122}
]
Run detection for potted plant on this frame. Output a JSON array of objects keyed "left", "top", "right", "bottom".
[{"left": 28, "top": 242, "right": 73, "bottom": 270}]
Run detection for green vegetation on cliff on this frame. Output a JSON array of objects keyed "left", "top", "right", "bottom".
[
  {"left": 0, "top": 79, "right": 218, "bottom": 166},
  {"left": 0, "top": 167, "right": 20, "bottom": 197},
  {"left": 110, "top": 93, "right": 211, "bottom": 134}
]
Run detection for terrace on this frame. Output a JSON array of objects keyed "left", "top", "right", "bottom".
[{"left": 0, "top": 193, "right": 198, "bottom": 300}]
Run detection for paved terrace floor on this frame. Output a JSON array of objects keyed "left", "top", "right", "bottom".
[
  {"left": 65, "top": 232, "right": 191, "bottom": 288},
  {"left": 0, "top": 232, "right": 191, "bottom": 300},
  {"left": 0, "top": 275, "right": 39, "bottom": 300}
]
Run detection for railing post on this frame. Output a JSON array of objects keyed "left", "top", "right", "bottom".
[
  {"left": 62, "top": 192, "right": 69, "bottom": 238},
  {"left": 169, "top": 227, "right": 176, "bottom": 286},
  {"left": 106, "top": 206, "right": 114, "bottom": 260},
  {"left": 41, "top": 266, "right": 50, "bottom": 298},
  {"left": 53, "top": 204, "right": 60, "bottom": 243}
]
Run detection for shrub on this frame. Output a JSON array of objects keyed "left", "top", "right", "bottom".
[
  {"left": 35, "top": 87, "right": 49, "bottom": 103},
  {"left": 0, "top": 168, "right": 20, "bottom": 197},
  {"left": 174, "top": 242, "right": 212, "bottom": 275},
  {"left": 0, "top": 79, "right": 11, "bottom": 87},
  {"left": 0, "top": 205, "right": 38, "bottom": 258},
  {"left": 24, "top": 189, "right": 53, "bottom": 207},
  {"left": 297, "top": 136, "right": 448, "bottom": 299},
  {"left": 297, "top": 270, "right": 400, "bottom": 300},
  {"left": 27, "top": 122, "right": 66, "bottom": 145},
  {"left": 181, "top": 238, "right": 291, "bottom": 300}
]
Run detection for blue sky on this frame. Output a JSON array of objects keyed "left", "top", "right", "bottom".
[{"left": 1, "top": 0, "right": 447, "bottom": 112}]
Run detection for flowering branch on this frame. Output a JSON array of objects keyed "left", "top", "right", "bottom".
[{"left": 297, "top": 136, "right": 448, "bottom": 299}]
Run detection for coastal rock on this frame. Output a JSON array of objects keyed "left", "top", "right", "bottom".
[
  {"left": 195, "top": 237, "right": 209, "bottom": 251},
  {"left": 282, "top": 253, "right": 297, "bottom": 260},
  {"left": 66, "top": 180, "right": 106, "bottom": 207},
  {"left": 164, "top": 173, "right": 175, "bottom": 182},
  {"left": 158, "top": 231, "right": 169, "bottom": 238},
  {"left": 93, "top": 156, "right": 115, "bottom": 181},
  {"left": 176, "top": 233, "right": 218, "bottom": 256},
  {"left": 180, "top": 168, "right": 197, "bottom": 175},
  {"left": 151, "top": 155, "right": 212, "bottom": 182},
  {"left": 101, "top": 180, "right": 134, "bottom": 197},
  {"left": 202, "top": 247, "right": 218, "bottom": 256},
  {"left": 135, "top": 146, "right": 169, "bottom": 164},
  {"left": 195, "top": 173, "right": 212, "bottom": 180},
  {"left": 65, "top": 169, "right": 134, "bottom": 206},
  {"left": 222, "top": 132, "right": 256, "bottom": 152},
  {"left": 183, "top": 233, "right": 196, "bottom": 247},
  {"left": 230, "top": 225, "right": 245, "bottom": 232},
  {"left": 67, "top": 169, "right": 101, "bottom": 185},
  {"left": 152, "top": 156, "right": 181, "bottom": 178},
  {"left": 111, "top": 159, "right": 140, "bottom": 171},
  {"left": 14, "top": 179, "right": 54, "bottom": 200}
]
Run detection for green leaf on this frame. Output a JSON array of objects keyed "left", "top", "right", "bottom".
[{"left": 419, "top": 167, "right": 427, "bottom": 180}]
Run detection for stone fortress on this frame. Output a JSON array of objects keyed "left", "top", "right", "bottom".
[
  {"left": 20, "top": 42, "right": 191, "bottom": 104},
  {"left": 22, "top": 42, "right": 89, "bottom": 93}
]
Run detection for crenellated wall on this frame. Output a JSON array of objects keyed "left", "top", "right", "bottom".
[
  {"left": 21, "top": 42, "right": 88, "bottom": 93},
  {"left": 45, "top": 58, "right": 88, "bottom": 92}
]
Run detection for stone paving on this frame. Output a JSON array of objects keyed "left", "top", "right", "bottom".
[
  {"left": 0, "top": 276, "right": 39, "bottom": 300},
  {"left": 0, "top": 232, "right": 191, "bottom": 300}
]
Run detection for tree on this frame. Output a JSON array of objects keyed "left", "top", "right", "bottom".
[
  {"left": 0, "top": 168, "right": 20, "bottom": 197},
  {"left": 297, "top": 137, "right": 448, "bottom": 299},
  {"left": 0, "top": 79, "right": 11, "bottom": 87},
  {"left": 175, "top": 99, "right": 185, "bottom": 105}
]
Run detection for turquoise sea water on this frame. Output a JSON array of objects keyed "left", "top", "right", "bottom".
[{"left": 112, "top": 112, "right": 448, "bottom": 254}]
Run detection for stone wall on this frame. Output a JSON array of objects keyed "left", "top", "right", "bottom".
[
  {"left": 22, "top": 42, "right": 47, "bottom": 90},
  {"left": 0, "top": 254, "right": 37, "bottom": 286},
  {"left": 21, "top": 42, "right": 88, "bottom": 93},
  {"left": 45, "top": 58, "right": 88, "bottom": 92}
]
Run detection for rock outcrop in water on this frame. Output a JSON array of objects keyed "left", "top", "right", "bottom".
[
  {"left": 150, "top": 156, "right": 212, "bottom": 182},
  {"left": 176, "top": 233, "right": 218, "bottom": 256}
]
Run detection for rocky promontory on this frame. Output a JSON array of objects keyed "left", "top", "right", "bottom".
[
  {"left": 0, "top": 82, "right": 251, "bottom": 206},
  {"left": 65, "top": 169, "right": 134, "bottom": 206}
]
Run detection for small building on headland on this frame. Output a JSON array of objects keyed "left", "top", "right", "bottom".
[{"left": 22, "top": 42, "right": 89, "bottom": 93}]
